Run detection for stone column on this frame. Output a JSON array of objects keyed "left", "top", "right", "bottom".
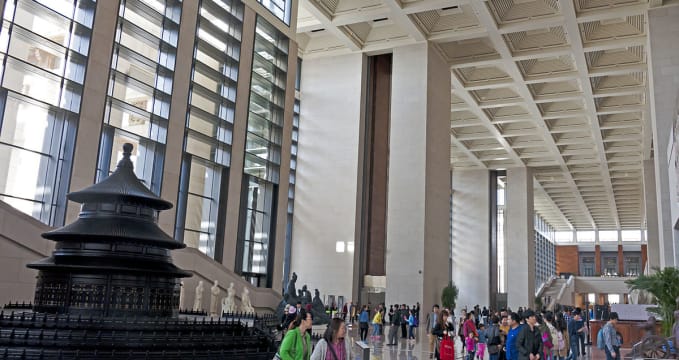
[
  {"left": 452, "top": 169, "right": 490, "bottom": 310},
  {"left": 643, "top": 159, "right": 661, "bottom": 271},
  {"left": 648, "top": 6, "right": 679, "bottom": 267},
  {"left": 158, "top": 0, "right": 200, "bottom": 233},
  {"left": 385, "top": 43, "right": 451, "bottom": 310},
  {"left": 221, "top": 6, "right": 257, "bottom": 269},
  {"left": 506, "top": 167, "right": 535, "bottom": 309},
  {"left": 290, "top": 53, "right": 367, "bottom": 298},
  {"left": 66, "top": 0, "right": 121, "bottom": 222}
]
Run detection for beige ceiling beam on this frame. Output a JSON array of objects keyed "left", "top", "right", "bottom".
[
  {"left": 428, "top": 28, "right": 488, "bottom": 42},
  {"left": 468, "top": 0, "right": 598, "bottom": 229},
  {"left": 588, "top": 64, "right": 647, "bottom": 78},
  {"left": 533, "top": 93, "right": 584, "bottom": 103},
  {"left": 574, "top": 4, "right": 648, "bottom": 23},
  {"left": 301, "top": 1, "right": 363, "bottom": 50},
  {"left": 450, "top": 71, "right": 525, "bottom": 168},
  {"left": 593, "top": 86, "right": 645, "bottom": 98},
  {"left": 510, "top": 47, "right": 573, "bottom": 62},
  {"left": 401, "top": 0, "right": 467, "bottom": 14},
  {"left": 523, "top": 72, "right": 580, "bottom": 84},
  {"left": 596, "top": 105, "right": 645, "bottom": 115},
  {"left": 381, "top": 0, "right": 427, "bottom": 41},
  {"left": 582, "top": 36, "right": 646, "bottom": 53},
  {"left": 460, "top": 80, "right": 516, "bottom": 91},
  {"left": 561, "top": 0, "right": 621, "bottom": 229},
  {"left": 330, "top": 8, "right": 391, "bottom": 27},
  {"left": 478, "top": 99, "right": 527, "bottom": 109},
  {"left": 450, "top": 136, "right": 487, "bottom": 168},
  {"left": 449, "top": 56, "right": 504, "bottom": 69},
  {"left": 497, "top": 16, "right": 566, "bottom": 34}
]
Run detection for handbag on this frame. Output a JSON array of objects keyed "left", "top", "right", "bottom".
[{"left": 439, "top": 335, "right": 455, "bottom": 360}]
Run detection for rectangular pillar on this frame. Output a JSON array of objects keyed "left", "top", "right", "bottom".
[
  {"left": 452, "top": 170, "right": 490, "bottom": 310},
  {"left": 643, "top": 160, "right": 660, "bottom": 270},
  {"left": 385, "top": 43, "right": 451, "bottom": 310},
  {"left": 506, "top": 167, "right": 534, "bottom": 309},
  {"left": 66, "top": 0, "right": 121, "bottom": 222},
  {"left": 290, "top": 53, "right": 366, "bottom": 299},
  {"left": 648, "top": 6, "right": 679, "bottom": 267}
]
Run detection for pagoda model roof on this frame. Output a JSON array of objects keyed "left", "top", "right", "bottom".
[
  {"left": 28, "top": 256, "right": 192, "bottom": 278},
  {"left": 43, "top": 217, "right": 185, "bottom": 249},
  {"left": 67, "top": 143, "right": 172, "bottom": 210}
]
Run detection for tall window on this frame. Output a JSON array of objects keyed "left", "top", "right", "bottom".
[
  {"left": 497, "top": 175, "right": 506, "bottom": 293},
  {"left": 96, "top": 0, "right": 181, "bottom": 195},
  {"left": 237, "top": 17, "right": 288, "bottom": 288},
  {"left": 282, "top": 57, "right": 300, "bottom": 289},
  {"left": 602, "top": 254, "right": 618, "bottom": 276},
  {"left": 256, "top": 0, "right": 291, "bottom": 25},
  {"left": 580, "top": 255, "right": 595, "bottom": 276},
  {"left": 624, "top": 254, "right": 641, "bottom": 276},
  {"left": 534, "top": 214, "right": 556, "bottom": 290},
  {"left": 0, "top": 0, "right": 95, "bottom": 225},
  {"left": 175, "top": 0, "right": 244, "bottom": 259}
]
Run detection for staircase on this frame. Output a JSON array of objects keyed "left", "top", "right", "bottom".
[{"left": 541, "top": 278, "right": 566, "bottom": 310}]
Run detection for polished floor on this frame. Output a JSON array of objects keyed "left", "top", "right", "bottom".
[{"left": 334, "top": 323, "right": 608, "bottom": 360}]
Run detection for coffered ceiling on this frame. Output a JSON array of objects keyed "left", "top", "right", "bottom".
[{"left": 295, "top": 0, "right": 676, "bottom": 231}]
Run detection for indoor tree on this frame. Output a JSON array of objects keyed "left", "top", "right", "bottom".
[
  {"left": 626, "top": 266, "right": 679, "bottom": 336},
  {"left": 442, "top": 281, "right": 459, "bottom": 311}
]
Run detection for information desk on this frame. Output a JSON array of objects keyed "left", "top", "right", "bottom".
[{"left": 589, "top": 320, "right": 662, "bottom": 348}]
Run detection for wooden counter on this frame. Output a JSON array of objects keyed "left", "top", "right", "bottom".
[{"left": 589, "top": 320, "right": 662, "bottom": 348}]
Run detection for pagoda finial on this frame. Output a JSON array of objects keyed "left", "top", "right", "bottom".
[{"left": 118, "top": 143, "right": 134, "bottom": 169}]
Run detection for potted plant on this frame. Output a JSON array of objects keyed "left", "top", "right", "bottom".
[
  {"left": 441, "top": 281, "right": 459, "bottom": 311},
  {"left": 626, "top": 266, "right": 679, "bottom": 336}
]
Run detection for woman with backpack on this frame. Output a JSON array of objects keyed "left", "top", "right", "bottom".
[
  {"left": 408, "top": 309, "right": 418, "bottom": 341},
  {"left": 554, "top": 312, "right": 570, "bottom": 360},
  {"left": 358, "top": 305, "right": 369, "bottom": 341},
  {"left": 310, "top": 318, "right": 353, "bottom": 360}
]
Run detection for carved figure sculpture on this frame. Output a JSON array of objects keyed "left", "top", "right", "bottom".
[
  {"left": 193, "top": 280, "right": 204, "bottom": 312},
  {"left": 209, "top": 280, "right": 220, "bottom": 316},
  {"left": 221, "top": 282, "right": 236, "bottom": 314},
  {"left": 179, "top": 280, "right": 185, "bottom": 309},
  {"left": 241, "top": 287, "right": 255, "bottom": 313}
]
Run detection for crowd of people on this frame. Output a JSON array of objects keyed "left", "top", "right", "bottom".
[
  {"left": 273, "top": 301, "right": 623, "bottom": 360},
  {"left": 422, "top": 305, "right": 621, "bottom": 360}
]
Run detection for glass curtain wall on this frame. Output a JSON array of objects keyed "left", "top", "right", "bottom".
[
  {"left": 282, "top": 57, "right": 299, "bottom": 290},
  {"left": 0, "top": 0, "right": 95, "bottom": 225},
  {"left": 174, "top": 0, "right": 244, "bottom": 260},
  {"left": 256, "top": 0, "right": 291, "bottom": 25},
  {"left": 96, "top": 0, "right": 181, "bottom": 195},
  {"left": 534, "top": 214, "right": 556, "bottom": 290},
  {"left": 237, "top": 16, "right": 287, "bottom": 288},
  {"left": 497, "top": 175, "right": 506, "bottom": 293}
]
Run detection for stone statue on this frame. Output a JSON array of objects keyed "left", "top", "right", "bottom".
[
  {"left": 240, "top": 287, "right": 255, "bottom": 313},
  {"left": 310, "top": 288, "right": 330, "bottom": 325},
  {"left": 221, "top": 282, "right": 236, "bottom": 314},
  {"left": 193, "top": 280, "right": 204, "bottom": 312},
  {"left": 285, "top": 272, "right": 297, "bottom": 303},
  {"left": 209, "top": 280, "right": 220, "bottom": 316},
  {"left": 179, "top": 280, "right": 185, "bottom": 309},
  {"left": 301, "top": 285, "right": 312, "bottom": 305}
]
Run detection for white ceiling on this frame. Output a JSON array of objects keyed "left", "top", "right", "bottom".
[{"left": 295, "top": 0, "right": 677, "bottom": 231}]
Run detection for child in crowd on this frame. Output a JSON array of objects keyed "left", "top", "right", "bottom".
[{"left": 477, "top": 323, "right": 487, "bottom": 360}]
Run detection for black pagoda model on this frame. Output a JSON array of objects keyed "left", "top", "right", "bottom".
[{"left": 27, "top": 143, "right": 191, "bottom": 317}]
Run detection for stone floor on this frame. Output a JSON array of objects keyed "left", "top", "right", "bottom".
[{"left": 334, "top": 323, "right": 614, "bottom": 360}]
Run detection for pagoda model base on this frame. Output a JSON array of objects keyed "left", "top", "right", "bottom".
[
  {"left": 0, "top": 310, "right": 278, "bottom": 359},
  {"left": 33, "top": 272, "right": 180, "bottom": 318}
]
